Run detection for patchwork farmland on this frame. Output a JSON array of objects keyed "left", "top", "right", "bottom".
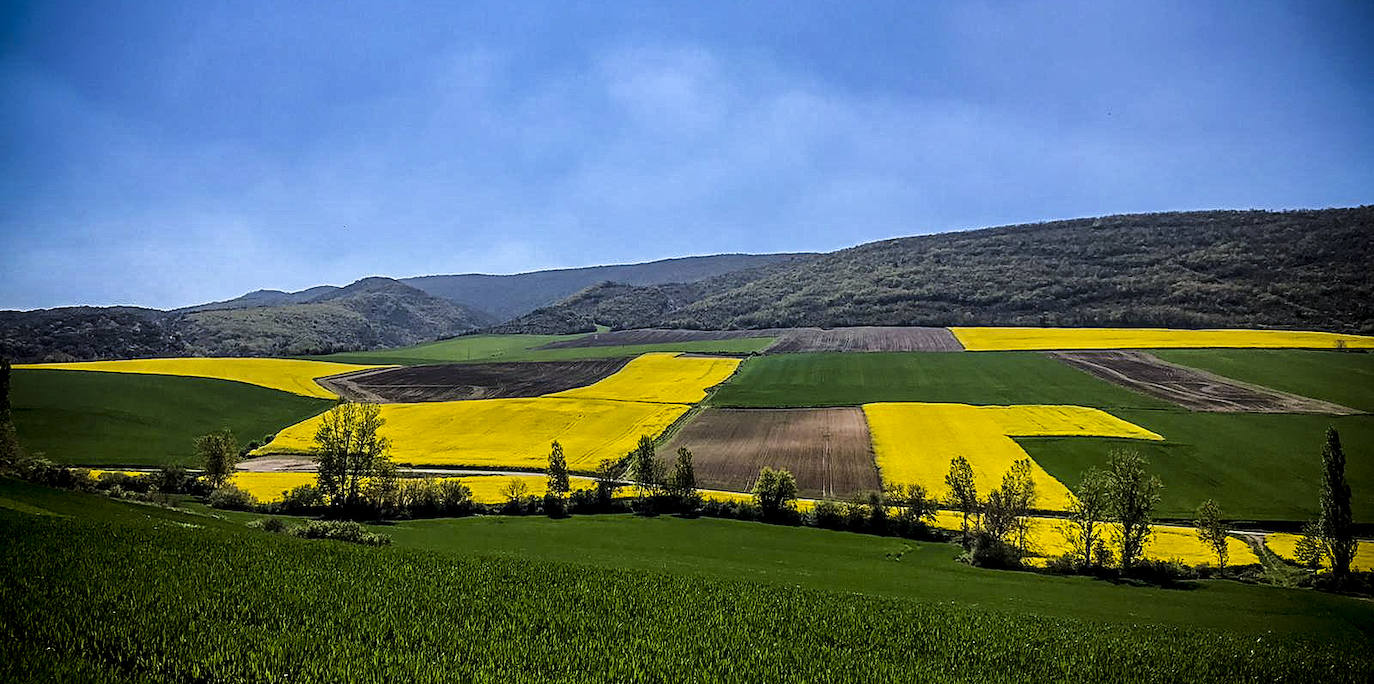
[{"left": 6, "top": 325, "right": 1374, "bottom": 682}]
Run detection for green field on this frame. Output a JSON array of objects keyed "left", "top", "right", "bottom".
[
  {"left": 10, "top": 370, "right": 331, "bottom": 467},
  {"left": 1155, "top": 349, "right": 1374, "bottom": 412},
  {"left": 710, "top": 351, "right": 1172, "bottom": 408},
  {"left": 315, "top": 333, "right": 775, "bottom": 365},
  {"left": 1022, "top": 411, "right": 1374, "bottom": 522},
  {"left": 3, "top": 479, "right": 1371, "bottom": 682}
]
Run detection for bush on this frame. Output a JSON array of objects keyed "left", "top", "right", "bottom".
[
  {"left": 274, "top": 484, "right": 325, "bottom": 515},
  {"left": 287, "top": 520, "right": 391, "bottom": 546},
  {"left": 148, "top": 466, "right": 202, "bottom": 495},
  {"left": 543, "top": 492, "right": 567, "bottom": 518},
  {"left": 247, "top": 517, "right": 287, "bottom": 533},
  {"left": 962, "top": 531, "right": 1024, "bottom": 570},
  {"left": 810, "top": 499, "right": 845, "bottom": 529},
  {"left": 93, "top": 472, "right": 153, "bottom": 494},
  {"left": 207, "top": 485, "right": 255, "bottom": 511}
]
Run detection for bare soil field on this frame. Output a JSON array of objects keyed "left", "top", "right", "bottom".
[
  {"left": 317, "top": 358, "right": 631, "bottom": 403},
  {"left": 660, "top": 408, "right": 880, "bottom": 499},
  {"left": 767, "top": 327, "right": 965, "bottom": 352},
  {"left": 1051, "top": 351, "right": 1362, "bottom": 414},
  {"left": 538, "top": 326, "right": 965, "bottom": 353},
  {"left": 535, "top": 329, "right": 777, "bottom": 349}
]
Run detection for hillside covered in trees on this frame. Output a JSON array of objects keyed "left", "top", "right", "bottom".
[{"left": 499, "top": 207, "right": 1374, "bottom": 335}]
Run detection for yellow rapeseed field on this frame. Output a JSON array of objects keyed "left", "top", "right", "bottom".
[
  {"left": 929, "top": 511, "right": 1259, "bottom": 567},
  {"left": 230, "top": 472, "right": 319, "bottom": 502},
  {"left": 16, "top": 357, "right": 383, "bottom": 399},
  {"left": 864, "top": 403, "right": 1164, "bottom": 511},
  {"left": 545, "top": 352, "right": 740, "bottom": 404},
  {"left": 949, "top": 326, "right": 1374, "bottom": 352},
  {"left": 258, "top": 397, "right": 690, "bottom": 469},
  {"left": 1264, "top": 532, "right": 1373, "bottom": 572}
]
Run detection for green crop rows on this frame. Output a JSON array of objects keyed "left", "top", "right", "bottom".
[{"left": 2, "top": 480, "right": 1372, "bottom": 682}]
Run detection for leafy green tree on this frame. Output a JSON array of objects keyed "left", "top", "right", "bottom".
[
  {"left": 196, "top": 428, "right": 240, "bottom": 489},
  {"left": 668, "top": 446, "right": 698, "bottom": 506},
  {"left": 1063, "top": 467, "right": 1110, "bottom": 568},
  {"left": 1318, "top": 428, "right": 1356, "bottom": 578},
  {"left": 1294, "top": 520, "right": 1327, "bottom": 569},
  {"left": 630, "top": 435, "right": 659, "bottom": 497},
  {"left": 1193, "top": 498, "right": 1229, "bottom": 572},
  {"left": 0, "top": 357, "right": 19, "bottom": 468},
  {"left": 752, "top": 467, "right": 798, "bottom": 520},
  {"left": 1105, "top": 450, "right": 1162, "bottom": 572},
  {"left": 1004, "top": 458, "right": 1037, "bottom": 553},
  {"left": 313, "top": 402, "right": 391, "bottom": 512},
  {"left": 547, "top": 441, "right": 570, "bottom": 496},
  {"left": 944, "top": 456, "right": 979, "bottom": 547},
  {"left": 886, "top": 483, "right": 937, "bottom": 529}
]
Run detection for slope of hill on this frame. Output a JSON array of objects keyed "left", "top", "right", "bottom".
[
  {"left": 180, "top": 278, "right": 492, "bottom": 357},
  {"left": 174, "top": 285, "right": 341, "bottom": 313},
  {"left": 1, "top": 278, "right": 492, "bottom": 361},
  {"left": 402, "top": 253, "right": 813, "bottom": 320},
  {"left": 0, "top": 307, "right": 187, "bottom": 362},
  {"left": 517, "top": 208, "right": 1374, "bottom": 334}
]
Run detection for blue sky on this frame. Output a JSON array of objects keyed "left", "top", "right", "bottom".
[{"left": 2, "top": 1, "right": 1371, "bottom": 310}]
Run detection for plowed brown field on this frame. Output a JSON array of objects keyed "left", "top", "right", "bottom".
[
  {"left": 317, "top": 358, "right": 630, "bottom": 403},
  {"left": 661, "top": 408, "right": 880, "bottom": 499}
]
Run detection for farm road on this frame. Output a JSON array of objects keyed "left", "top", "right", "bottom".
[{"left": 1051, "top": 351, "right": 1361, "bottom": 414}]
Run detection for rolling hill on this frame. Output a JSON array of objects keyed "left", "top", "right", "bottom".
[{"left": 507, "top": 207, "right": 1374, "bottom": 334}]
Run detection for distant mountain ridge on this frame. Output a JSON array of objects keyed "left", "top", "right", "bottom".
[
  {"left": 3, "top": 208, "right": 1370, "bottom": 362},
  {"left": 400, "top": 253, "right": 814, "bottom": 320}
]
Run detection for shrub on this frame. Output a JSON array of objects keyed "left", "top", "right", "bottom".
[
  {"left": 287, "top": 520, "right": 391, "bottom": 546},
  {"left": 247, "top": 517, "right": 287, "bottom": 533},
  {"left": 810, "top": 499, "right": 845, "bottom": 529},
  {"left": 543, "top": 492, "right": 567, "bottom": 518},
  {"left": 963, "top": 531, "right": 1024, "bottom": 570},
  {"left": 148, "top": 466, "right": 201, "bottom": 495},
  {"left": 207, "top": 485, "right": 255, "bottom": 511}
]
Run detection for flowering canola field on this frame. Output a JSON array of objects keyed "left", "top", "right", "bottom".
[
  {"left": 545, "top": 352, "right": 740, "bottom": 404},
  {"left": 230, "top": 472, "right": 319, "bottom": 502},
  {"left": 16, "top": 357, "right": 383, "bottom": 399},
  {"left": 864, "top": 403, "right": 1164, "bottom": 511},
  {"left": 1263, "top": 532, "right": 1373, "bottom": 572},
  {"left": 260, "top": 397, "right": 690, "bottom": 469},
  {"left": 949, "top": 327, "right": 1374, "bottom": 352}
]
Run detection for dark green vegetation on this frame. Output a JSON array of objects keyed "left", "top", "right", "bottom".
[
  {"left": 4, "top": 479, "right": 1372, "bottom": 683},
  {"left": 1023, "top": 412, "right": 1374, "bottom": 523},
  {"left": 9, "top": 370, "right": 330, "bottom": 467},
  {"left": 518, "top": 207, "right": 1374, "bottom": 333},
  {"left": 1155, "top": 349, "right": 1374, "bottom": 412},
  {"left": 8, "top": 207, "right": 1371, "bottom": 361},
  {"left": 317, "top": 332, "right": 773, "bottom": 366},
  {"left": 1, "top": 277, "right": 492, "bottom": 362},
  {"left": 710, "top": 351, "right": 1171, "bottom": 408}
]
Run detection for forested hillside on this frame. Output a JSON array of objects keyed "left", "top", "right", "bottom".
[{"left": 512, "top": 208, "right": 1374, "bottom": 334}]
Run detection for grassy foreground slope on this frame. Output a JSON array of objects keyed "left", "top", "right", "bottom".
[
  {"left": 710, "top": 351, "right": 1170, "bottom": 409},
  {"left": 1154, "top": 349, "right": 1374, "bottom": 412},
  {"left": 3, "top": 480, "right": 1371, "bottom": 683},
  {"left": 10, "top": 370, "right": 331, "bottom": 467},
  {"left": 316, "top": 333, "right": 773, "bottom": 365},
  {"left": 1022, "top": 412, "right": 1374, "bottom": 522}
]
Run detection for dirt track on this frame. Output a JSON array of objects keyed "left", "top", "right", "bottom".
[
  {"left": 660, "top": 408, "right": 880, "bottom": 499},
  {"left": 1051, "top": 351, "right": 1362, "bottom": 414},
  {"left": 537, "top": 326, "right": 965, "bottom": 353},
  {"left": 317, "top": 358, "right": 631, "bottom": 403},
  {"left": 767, "top": 327, "right": 964, "bottom": 352}
]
